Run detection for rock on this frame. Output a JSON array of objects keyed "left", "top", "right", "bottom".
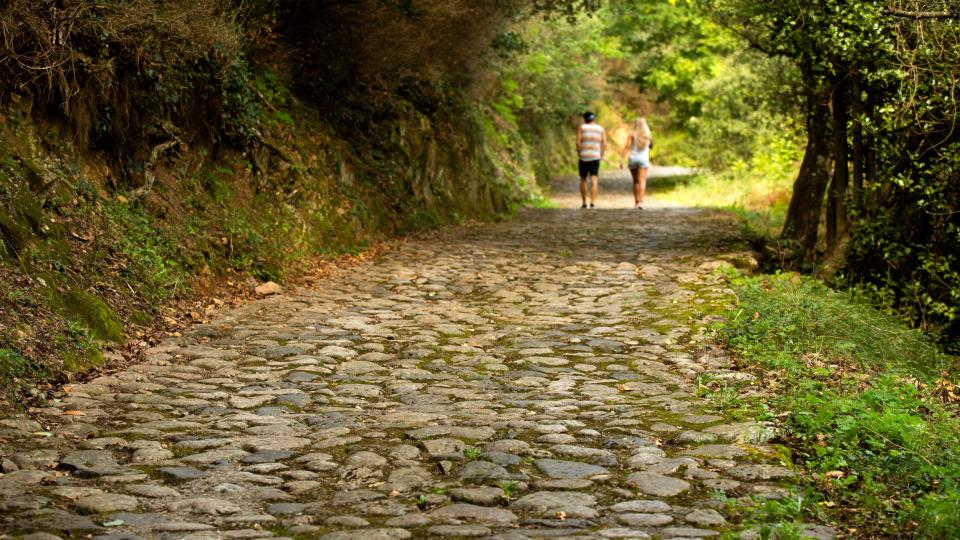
[
  {"left": 449, "top": 487, "right": 506, "bottom": 506},
  {"left": 550, "top": 444, "right": 618, "bottom": 466},
  {"left": 727, "top": 464, "right": 795, "bottom": 481},
  {"left": 624, "top": 472, "right": 690, "bottom": 497},
  {"left": 430, "top": 503, "right": 518, "bottom": 526},
  {"left": 12, "top": 449, "right": 61, "bottom": 469},
  {"left": 60, "top": 450, "right": 126, "bottom": 477},
  {"left": 597, "top": 528, "right": 651, "bottom": 538},
  {"left": 325, "top": 515, "right": 370, "bottom": 527},
  {"left": 254, "top": 281, "right": 283, "bottom": 295},
  {"left": 20, "top": 509, "right": 103, "bottom": 532},
  {"left": 385, "top": 514, "right": 431, "bottom": 527},
  {"left": 385, "top": 466, "right": 433, "bottom": 492},
  {"left": 74, "top": 493, "right": 139, "bottom": 514},
  {"left": 535, "top": 458, "right": 608, "bottom": 479},
  {"left": 242, "top": 436, "right": 312, "bottom": 452},
  {"left": 483, "top": 440, "right": 529, "bottom": 453},
  {"left": 533, "top": 478, "right": 593, "bottom": 490},
  {"left": 685, "top": 508, "right": 727, "bottom": 526},
  {"left": 182, "top": 447, "right": 249, "bottom": 464},
  {"left": 168, "top": 498, "right": 243, "bottom": 515},
  {"left": 49, "top": 486, "right": 104, "bottom": 501},
  {"left": 681, "top": 444, "right": 748, "bottom": 459},
  {"left": 157, "top": 467, "right": 207, "bottom": 480},
  {"left": 152, "top": 522, "right": 217, "bottom": 532},
  {"left": 131, "top": 447, "right": 174, "bottom": 463},
  {"left": 230, "top": 395, "right": 275, "bottom": 409},
  {"left": 609, "top": 500, "right": 672, "bottom": 513},
  {"left": 674, "top": 431, "right": 719, "bottom": 444},
  {"left": 659, "top": 526, "right": 720, "bottom": 537},
  {"left": 704, "top": 422, "right": 775, "bottom": 444},
  {"left": 427, "top": 525, "right": 491, "bottom": 537},
  {"left": 458, "top": 461, "right": 514, "bottom": 482},
  {"left": 512, "top": 491, "right": 598, "bottom": 519},
  {"left": 483, "top": 451, "right": 521, "bottom": 466},
  {"left": 320, "top": 529, "right": 411, "bottom": 540},
  {"left": 536, "top": 433, "right": 577, "bottom": 444},
  {"left": 125, "top": 484, "right": 180, "bottom": 498},
  {"left": 267, "top": 502, "right": 307, "bottom": 515},
  {"left": 616, "top": 513, "right": 673, "bottom": 526},
  {"left": 421, "top": 438, "right": 466, "bottom": 460}
]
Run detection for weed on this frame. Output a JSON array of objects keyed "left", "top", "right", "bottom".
[
  {"left": 462, "top": 447, "right": 484, "bottom": 461},
  {"left": 499, "top": 480, "right": 518, "bottom": 501}
]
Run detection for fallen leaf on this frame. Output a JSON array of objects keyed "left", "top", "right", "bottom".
[
  {"left": 824, "top": 470, "right": 844, "bottom": 479},
  {"left": 616, "top": 384, "right": 630, "bottom": 392},
  {"left": 555, "top": 511, "right": 566, "bottom": 521},
  {"left": 752, "top": 311, "right": 760, "bottom": 320},
  {"left": 62, "top": 410, "right": 85, "bottom": 416}
]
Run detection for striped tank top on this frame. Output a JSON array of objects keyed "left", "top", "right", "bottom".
[{"left": 579, "top": 123, "right": 604, "bottom": 161}]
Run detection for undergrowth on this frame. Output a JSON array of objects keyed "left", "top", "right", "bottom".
[{"left": 718, "top": 271, "right": 960, "bottom": 538}]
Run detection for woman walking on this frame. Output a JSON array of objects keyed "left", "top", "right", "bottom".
[{"left": 620, "top": 118, "right": 652, "bottom": 209}]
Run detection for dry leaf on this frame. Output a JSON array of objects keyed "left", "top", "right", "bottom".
[
  {"left": 555, "top": 511, "right": 566, "bottom": 521},
  {"left": 824, "top": 470, "right": 844, "bottom": 479},
  {"left": 63, "top": 410, "right": 85, "bottom": 416},
  {"left": 616, "top": 384, "right": 630, "bottom": 392}
]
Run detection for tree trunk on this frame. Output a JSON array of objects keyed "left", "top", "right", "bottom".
[
  {"left": 851, "top": 75, "right": 864, "bottom": 206},
  {"left": 781, "top": 91, "right": 832, "bottom": 261},
  {"left": 826, "top": 79, "right": 849, "bottom": 252}
]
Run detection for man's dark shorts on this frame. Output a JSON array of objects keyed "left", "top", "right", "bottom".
[{"left": 579, "top": 159, "right": 600, "bottom": 178}]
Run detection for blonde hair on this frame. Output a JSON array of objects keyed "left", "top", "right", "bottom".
[{"left": 633, "top": 118, "right": 651, "bottom": 148}]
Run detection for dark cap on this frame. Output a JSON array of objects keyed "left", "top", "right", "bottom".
[{"left": 583, "top": 111, "right": 596, "bottom": 122}]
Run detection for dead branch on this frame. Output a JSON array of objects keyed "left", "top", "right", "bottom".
[{"left": 127, "top": 139, "right": 179, "bottom": 202}]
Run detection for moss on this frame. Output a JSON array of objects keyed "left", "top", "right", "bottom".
[
  {"left": 61, "top": 289, "right": 125, "bottom": 343},
  {"left": 0, "top": 347, "right": 46, "bottom": 380},
  {"left": 130, "top": 310, "right": 154, "bottom": 326},
  {"left": 60, "top": 342, "right": 104, "bottom": 373}
]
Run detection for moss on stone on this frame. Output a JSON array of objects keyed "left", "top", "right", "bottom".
[{"left": 62, "top": 289, "right": 125, "bottom": 343}]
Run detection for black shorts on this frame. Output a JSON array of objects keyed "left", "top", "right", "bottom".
[{"left": 579, "top": 159, "right": 600, "bottom": 178}]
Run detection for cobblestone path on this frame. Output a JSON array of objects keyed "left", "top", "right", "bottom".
[{"left": 1, "top": 173, "right": 803, "bottom": 539}]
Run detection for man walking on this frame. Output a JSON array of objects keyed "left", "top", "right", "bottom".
[{"left": 576, "top": 111, "right": 606, "bottom": 209}]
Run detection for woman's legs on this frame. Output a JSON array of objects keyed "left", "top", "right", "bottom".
[
  {"left": 630, "top": 167, "right": 641, "bottom": 206},
  {"left": 637, "top": 167, "right": 649, "bottom": 208}
]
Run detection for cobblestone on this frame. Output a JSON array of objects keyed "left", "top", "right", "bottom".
[{"left": 0, "top": 175, "right": 824, "bottom": 538}]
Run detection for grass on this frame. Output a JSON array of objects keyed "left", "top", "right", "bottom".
[
  {"left": 653, "top": 169, "right": 792, "bottom": 238},
  {"left": 717, "top": 270, "right": 960, "bottom": 538}
]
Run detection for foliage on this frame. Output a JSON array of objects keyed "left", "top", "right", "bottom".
[
  {"left": 705, "top": 0, "right": 960, "bottom": 347},
  {"left": 606, "top": 0, "right": 741, "bottom": 124},
  {"left": 492, "top": 14, "right": 621, "bottom": 128},
  {"left": 0, "top": 0, "right": 249, "bottom": 161},
  {"left": 720, "top": 271, "right": 960, "bottom": 537}
]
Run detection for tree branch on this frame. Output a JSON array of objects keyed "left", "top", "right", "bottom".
[{"left": 884, "top": 8, "right": 960, "bottom": 19}]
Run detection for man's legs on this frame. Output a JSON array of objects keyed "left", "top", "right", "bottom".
[
  {"left": 579, "top": 176, "right": 588, "bottom": 208},
  {"left": 590, "top": 174, "right": 599, "bottom": 206}
]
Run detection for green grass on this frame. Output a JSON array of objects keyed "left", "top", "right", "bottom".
[
  {"left": 653, "top": 169, "right": 792, "bottom": 238},
  {"left": 718, "top": 270, "right": 960, "bottom": 538}
]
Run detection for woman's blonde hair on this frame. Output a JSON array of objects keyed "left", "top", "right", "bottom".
[{"left": 633, "top": 118, "right": 651, "bottom": 148}]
